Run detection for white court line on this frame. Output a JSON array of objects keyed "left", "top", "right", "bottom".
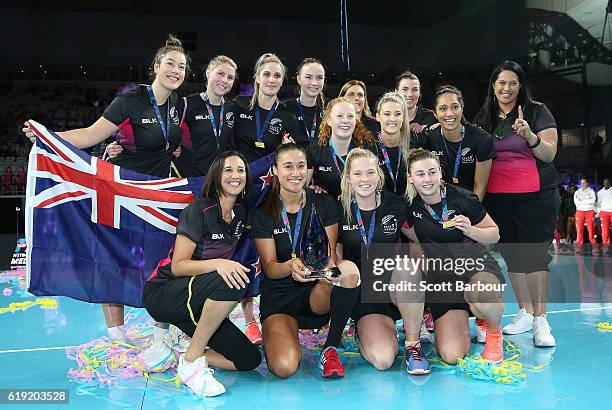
[{"left": 1, "top": 306, "right": 610, "bottom": 354}]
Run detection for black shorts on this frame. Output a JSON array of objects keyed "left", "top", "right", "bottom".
[
  {"left": 259, "top": 283, "right": 330, "bottom": 329},
  {"left": 143, "top": 272, "right": 246, "bottom": 333},
  {"left": 484, "top": 187, "right": 560, "bottom": 273},
  {"left": 429, "top": 303, "right": 473, "bottom": 322},
  {"left": 352, "top": 293, "right": 401, "bottom": 322}
]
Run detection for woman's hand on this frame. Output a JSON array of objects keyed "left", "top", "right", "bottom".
[
  {"left": 451, "top": 214, "right": 472, "bottom": 236},
  {"left": 22, "top": 121, "right": 36, "bottom": 143},
  {"left": 309, "top": 185, "right": 328, "bottom": 194},
  {"left": 290, "top": 257, "right": 314, "bottom": 282},
  {"left": 173, "top": 145, "right": 182, "bottom": 158},
  {"left": 215, "top": 259, "right": 250, "bottom": 289},
  {"left": 512, "top": 105, "right": 535, "bottom": 142},
  {"left": 282, "top": 132, "right": 295, "bottom": 144},
  {"left": 105, "top": 141, "right": 123, "bottom": 159}
]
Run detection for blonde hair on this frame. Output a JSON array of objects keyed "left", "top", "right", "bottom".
[
  {"left": 405, "top": 148, "right": 442, "bottom": 204},
  {"left": 249, "top": 53, "right": 287, "bottom": 110},
  {"left": 340, "top": 148, "right": 385, "bottom": 224},
  {"left": 339, "top": 80, "right": 374, "bottom": 119},
  {"left": 376, "top": 91, "right": 411, "bottom": 166},
  {"left": 317, "top": 97, "right": 374, "bottom": 147},
  {"left": 206, "top": 55, "right": 238, "bottom": 76}
]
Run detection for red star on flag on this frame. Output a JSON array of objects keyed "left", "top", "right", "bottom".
[
  {"left": 251, "top": 257, "right": 262, "bottom": 278},
  {"left": 259, "top": 167, "right": 274, "bottom": 190}
]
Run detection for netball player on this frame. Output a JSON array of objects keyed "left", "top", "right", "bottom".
[
  {"left": 307, "top": 97, "right": 374, "bottom": 199},
  {"left": 474, "top": 61, "right": 560, "bottom": 347},
  {"left": 232, "top": 53, "right": 300, "bottom": 162},
  {"left": 395, "top": 71, "right": 437, "bottom": 132},
  {"left": 283, "top": 58, "right": 326, "bottom": 148},
  {"left": 339, "top": 79, "right": 380, "bottom": 135},
  {"left": 337, "top": 148, "right": 429, "bottom": 374},
  {"left": 144, "top": 151, "right": 261, "bottom": 396},
  {"left": 252, "top": 143, "right": 361, "bottom": 379},
  {"left": 404, "top": 148, "right": 505, "bottom": 364}
]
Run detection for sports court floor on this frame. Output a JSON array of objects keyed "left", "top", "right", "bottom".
[{"left": 1, "top": 251, "right": 610, "bottom": 409}]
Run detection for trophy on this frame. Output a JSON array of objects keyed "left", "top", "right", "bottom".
[{"left": 300, "top": 205, "right": 341, "bottom": 280}]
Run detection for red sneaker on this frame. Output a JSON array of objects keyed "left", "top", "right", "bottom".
[
  {"left": 482, "top": 329, "right": 503, "bottom": 364},
  {"left": 423, "top": 308, "right": 434, "bottom": 332},
  {"left": 245, "top": 321, "right": 262, "bottom": 345},
  {"left": 319, "top": 347, "right": 344, "bottom": 378}
]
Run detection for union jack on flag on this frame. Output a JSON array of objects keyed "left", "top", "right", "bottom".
[{"left": 25, "top": 121, "right": 273, "bottom": 307}]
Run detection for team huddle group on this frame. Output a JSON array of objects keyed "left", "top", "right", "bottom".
[{"left": 24, "top": 35, "right": 562, "bottom": 397}]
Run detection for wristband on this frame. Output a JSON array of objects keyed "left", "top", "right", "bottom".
[{"left": 528, "top": 134, "right": 541, "bottom": 149}]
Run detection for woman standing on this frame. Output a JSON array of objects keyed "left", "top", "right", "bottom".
[
  {"left": 474, "top": 60, "right": 560, "bottom": 347},
  {"left": 232, "top": 53, "right": 300, "bottom": 162},
  {"left": 414, "top": 85, "right": 495, "bottom": 201},
  {"left": 339, "top": 80, "right": 380, "bottom": 135},
  {"left": 252, "top": 143, "right": 361, "bottom": 379},
  {"left": 24, "top": 35, "right": 188, "bottom": 344},
  {"left": 144, "top": 151, "right": 261, "bottom": 396},
  {"left": 283, "top": 58, "right": 326, "bottom": 148},
  {"left": 395, "top": 71, "right": 437, "bottom": 133},
  {"left": 307, "top": 97, "right": 374, "bottom": 198}
]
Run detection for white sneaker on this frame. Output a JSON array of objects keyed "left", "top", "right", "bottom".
[
  {"left": 475, "top": 319, "right": 486, "bottom": 344},
  {"left": 502, "top": 308, "right": 534, "bottom": 335},
  {"left": 419, "top": 319, "right": 432, "bottom": 344},
  {"left": 139, "top": 339, "right": 176, "bottom": 372},
  {"left": 170, "top": 326, "right": 192, "bottom": 353},
  {"left": 177, "top": 354, "right": 226, "bottom": 397},
  {"left": 533, "top": 315, "right": 556, "bottom": 347}
]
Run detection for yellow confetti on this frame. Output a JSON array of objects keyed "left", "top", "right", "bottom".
[
  {"left": 597, "top": 322, "right": 612, "bottom": 331},
  {"left": 0, "top": 298, "right": 57, "bottom": 314}
]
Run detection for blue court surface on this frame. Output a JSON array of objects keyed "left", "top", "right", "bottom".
[{"left": 1, "top": 252, "right": 611, "bottom": 410}]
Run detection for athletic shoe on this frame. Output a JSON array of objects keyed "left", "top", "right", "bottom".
[
  {"left": 533, "top": 315, "right": 556, "bottom": 347},
  {"left": 481, "top": 329, "right": 503, "bottom": 364},
  {"left": 245, "top": 321, "right": 263, "bottom": 345},
  {"left": 475, "top": 319, "right": 487, "bottom": 344},
  {"left": 170, "top": 326, "right": 192, "bottom": 353},
  {"left": 139, "top": 339, "right": 176, "bottom": 372},
  {"left": 177, "top": 354, "right": 225, "bottom": 397},
  {"left": 423, "top": 308, "right": 434, "bottom": 332},
  {"left": 319, "top": 346, "right": 344, "bottom": 378},
  {"left": 405, "top": 341, "right": 430, "bottom": 375},
  {"left": 502, "top": 308, "right": 533, "bottom": 335},
  {"left": 419, "top": 319, "right": 432, "bottom": 345}
]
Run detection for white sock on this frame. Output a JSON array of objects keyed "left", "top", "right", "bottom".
[
  {"left": 405, "top": 339, "right": 419, "bottom": 348},
  {"left": 108, "top": 325, "right": 124, "bottom": 339}
]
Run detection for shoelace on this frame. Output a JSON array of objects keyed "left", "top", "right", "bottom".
[{"left": 406, "top": 344, "right": 423, "bottom": 361}]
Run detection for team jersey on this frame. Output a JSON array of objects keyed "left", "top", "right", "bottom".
[
  {"left": 362, "top": 116, "right": 381, "bottom": 136},
  {"left": 283, "top": 98, "right": 325, "bottom": 148},
  {"left": 338, "top": 191, "right": 408, "bottom": 265},
  {"left": 174, "top": 93, "right": 237, "bottom": 177},
  {"left": 251, "top": 190, "right": 340, "bottom": 293},
  {"left": 103, "top": 84, "right": 182, "bottom": 177},
  {"left": 412, "top": 124, "right": 495, "bottom": 191},
  {"left": 370, "top": 136, "right": 408, "bottom": 195},
  {"left": 149, "top": 197, "right": 249, "bottom": 284},
  {"left": 232, "top": 100, "right": 301, "bottom": 162},
  {"left": 412, "top": 106, "right": 438, "bottom": 130}
]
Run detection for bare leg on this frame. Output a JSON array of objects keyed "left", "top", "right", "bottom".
[
  {"left": 508, "top": 272, "right": 533, "bottom": 314},
  {"left": 464, "top": 272, "right": 503, "bottom": 332},
  {"left": 241, "top": 298, "right": 256, "bottom": 323},
  {"left": 262, "top": 314, "right": 301, "bottom": 379},
  {"left": 102, "top": 303, "right": 124, "bottom": 327},
  {"left": 526, "top": 270, "right": 549, "bottom": 317},
  {"left": 184, "top": 300, "right": 237, "bottom": 362},
  {"left": 434, "top": 310, "right": 471, "bottom": 365},
  {"left": 356, "top": 314, "right": 398, "bottom": 370}
]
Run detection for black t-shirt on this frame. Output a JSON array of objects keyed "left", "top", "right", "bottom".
[
  {"left": 306, "top": 139, "right": 364, "bottom": 199},
  {"left": 362, "top": 116, "right": 381, "bottom": 135},
  {"left": 173, "top": 94, "right": 237, "bottom": 177},
  {"left": 150, "top": 197, "right": 249, "bottom": 284},
  {"left": 413, "top": 106, "right": 438, "bottom": 130},
  {"left": 338, "top": 191, "right": 408, "bottom": 265},
  {"left": 412, "top": 124, "right": 495, "bottom": 191},
  {"left": 283, "top": 98, "right": 325, "bottom": 149},
  {"left": 103, "top": 84, "right": 182, "bottom": 177},
  {"left": 232, "top": 101, "right": 301, "bottom": 162},
  {"left": 370, "top": 138, "right": 407, "bottom": 195},
  {"left": 251, "top": 190, "right": 340, "bottom": 292}
]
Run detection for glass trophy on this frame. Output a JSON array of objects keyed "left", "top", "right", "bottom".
[{"left": 300, "top": 204, "right": 332, "bottom": 279}]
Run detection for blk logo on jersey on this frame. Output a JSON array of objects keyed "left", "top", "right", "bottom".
[
  {"left": 431, "top": 151, "right": 444, "bottom": 157},
  {"left": 413, "top": 211, "right": 423, "bottom": 219},
  {"left": 381, "top": 214, "right": 398, "bottom": 235},
  {"left": 195, "top": 114, "right": 210, "bottom": 121},
  {"left": 273, "top": 227, "right": 288, "bottom": 235},
  {"left": 212, "top": 233, "right": 225, "bottom": 240},
  {"left": 240, "top": 114, "right": 253, "bottom": 120},
  {"left": 318, "top": 166, "right": 333, "bottom": 172},
  {"left": 342, "top": 224, "right": 359, "bottom": 231}
]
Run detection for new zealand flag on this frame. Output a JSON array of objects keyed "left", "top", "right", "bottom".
[{"left": 25, "top": 121, "right": 273, "bottom": 307}]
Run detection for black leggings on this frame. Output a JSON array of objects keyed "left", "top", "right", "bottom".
[{"left": 143, "top": 274, "right": 261, "bottom": 371}]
